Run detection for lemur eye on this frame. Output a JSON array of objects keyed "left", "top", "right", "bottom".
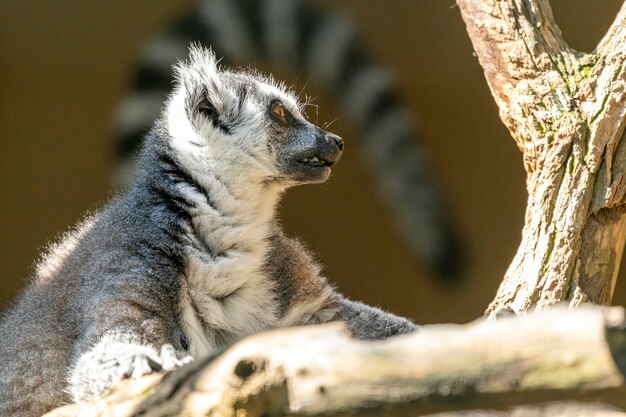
[
  {"left": 270, "top": 101, "right": 288, "bottom": 125},
  {"left": 198, "top": 98, "right": 217, "bottom": 119},
  {"left": 273, "top": 104, "right": 285, "bottom": 118}
]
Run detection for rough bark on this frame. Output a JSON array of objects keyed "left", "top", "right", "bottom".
[
  {"left": 456, "top": 0, "right": 626, "bottom": 317},
  {"left": 44, "top": 306, "right": 626, "bottom": 417}
]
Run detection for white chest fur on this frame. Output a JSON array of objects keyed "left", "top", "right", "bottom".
[
  {"left": 178, "top": 192, "right": 281, "bottom": 358},
  {"left": 180, "top": 253, "right": 278, "bottom": 357}
]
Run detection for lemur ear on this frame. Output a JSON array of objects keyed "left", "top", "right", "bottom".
[
  {"left": 187, "top": 43, "right": 219, "bottom": 71},
  {"left": 174, "top": 44, "right": 237, "bottom": 125},
  {"left": 197, "top": 96, "right": 218, "bottom": 120}
]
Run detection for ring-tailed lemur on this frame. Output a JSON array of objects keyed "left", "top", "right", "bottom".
[
  {"left": 0, "top": 46, "right": 417, "bottom": 417},
  {"left": 115, "top": 0, "right": 463, "bottom": 279}
]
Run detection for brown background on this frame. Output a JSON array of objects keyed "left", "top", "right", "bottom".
[{"left": 1, "top": 1, "right": 624, "bottom": 324}]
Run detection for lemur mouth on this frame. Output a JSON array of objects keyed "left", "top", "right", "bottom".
[{"left": 297, "top": 155, "right": 335, "bottom": 168}]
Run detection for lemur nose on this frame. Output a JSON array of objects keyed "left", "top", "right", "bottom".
[{"left": 328, "top": 133, "right": 344, "bottom": 151}]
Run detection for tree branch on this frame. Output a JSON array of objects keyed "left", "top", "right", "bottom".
[
  {"left": 457, "top": 0, "right": 626, "bottom": 316},
  {"left": 456, "top": 0, "right": 573, "bottom": 157},
  {"left": 44, "top": 306, "right": 626, "bottom": 416}
]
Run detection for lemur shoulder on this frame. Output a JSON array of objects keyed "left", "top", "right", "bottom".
[{"left": 0, "top": 46, "right": 417, "bottom": 417}]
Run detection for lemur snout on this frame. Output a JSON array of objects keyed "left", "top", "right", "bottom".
[
  {"left": 297, "top": 130, "right": 343, "bottom": 169},
  {"left": 317, "top": 132, "right": 343, "bottom": 166},
  {"left": 328, "top": 133, "right": 344, "bottom": 151}
]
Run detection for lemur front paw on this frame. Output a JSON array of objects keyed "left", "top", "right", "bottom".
[
  {"left": 70, "top": 343, "right": 193, "bottom": 402},
  {"left": 121, "top": 344, "right": 193, "bottom": 379},
  {"left": 156, "top": 343, "right": 194, "bottom": 372},
  {"left": 118, "top": 350, "right": 161, "bottom": 379}
]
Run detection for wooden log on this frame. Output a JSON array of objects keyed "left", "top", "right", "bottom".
[{"left": 44, "top": 305, "right": 626, "bottom": 416}]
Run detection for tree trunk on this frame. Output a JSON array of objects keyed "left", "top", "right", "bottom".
[{"left": 456, "top": 0, "right": 626, "bottom": 317}]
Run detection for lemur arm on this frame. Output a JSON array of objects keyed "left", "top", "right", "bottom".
[
  {"left": 329, "top": 294, "right": 418, "bottom": 340},
  {"left": 67, "top": 283, "right": 189, "bottom": 402},
  {"left": 266, "top": 232, "right": 418, "bottom": 340}
]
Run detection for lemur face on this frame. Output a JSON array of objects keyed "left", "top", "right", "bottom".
[
  {"left": 252, "top": 86, "right": 344, "bottom": 185},
  {"left": 167, "top": 46, "right": 343, "bottom": 187}
]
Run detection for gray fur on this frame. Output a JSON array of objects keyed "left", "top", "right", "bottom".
[{"left": 0, "top": 46, "right": 416, "bottom": 417}]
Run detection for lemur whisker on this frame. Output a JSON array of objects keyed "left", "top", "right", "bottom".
[
  {"left": 323, "top": 118, "right": 337, "bottom": 130},
  {"left": 298, "top": 76, "right": 313, "bottom": 101}
]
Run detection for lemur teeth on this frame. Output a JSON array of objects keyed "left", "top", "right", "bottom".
[{"left": 299, "top": 156, "right": 323, "bottom": 165}]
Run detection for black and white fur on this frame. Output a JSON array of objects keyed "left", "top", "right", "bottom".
[
  {"left": 0, "top": 46, "right": 416, "bottom": 417},
  {"left": 115, "top": 0, "right": 463, "bottom": 279}
]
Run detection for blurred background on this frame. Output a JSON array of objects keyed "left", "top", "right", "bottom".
[{"left": 1, "top": 0, "right": 624, "bottom": 324}]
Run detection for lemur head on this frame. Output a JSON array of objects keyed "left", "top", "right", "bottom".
[{"left": 164, "top": 45, "right": 343, "bottom": 189}]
